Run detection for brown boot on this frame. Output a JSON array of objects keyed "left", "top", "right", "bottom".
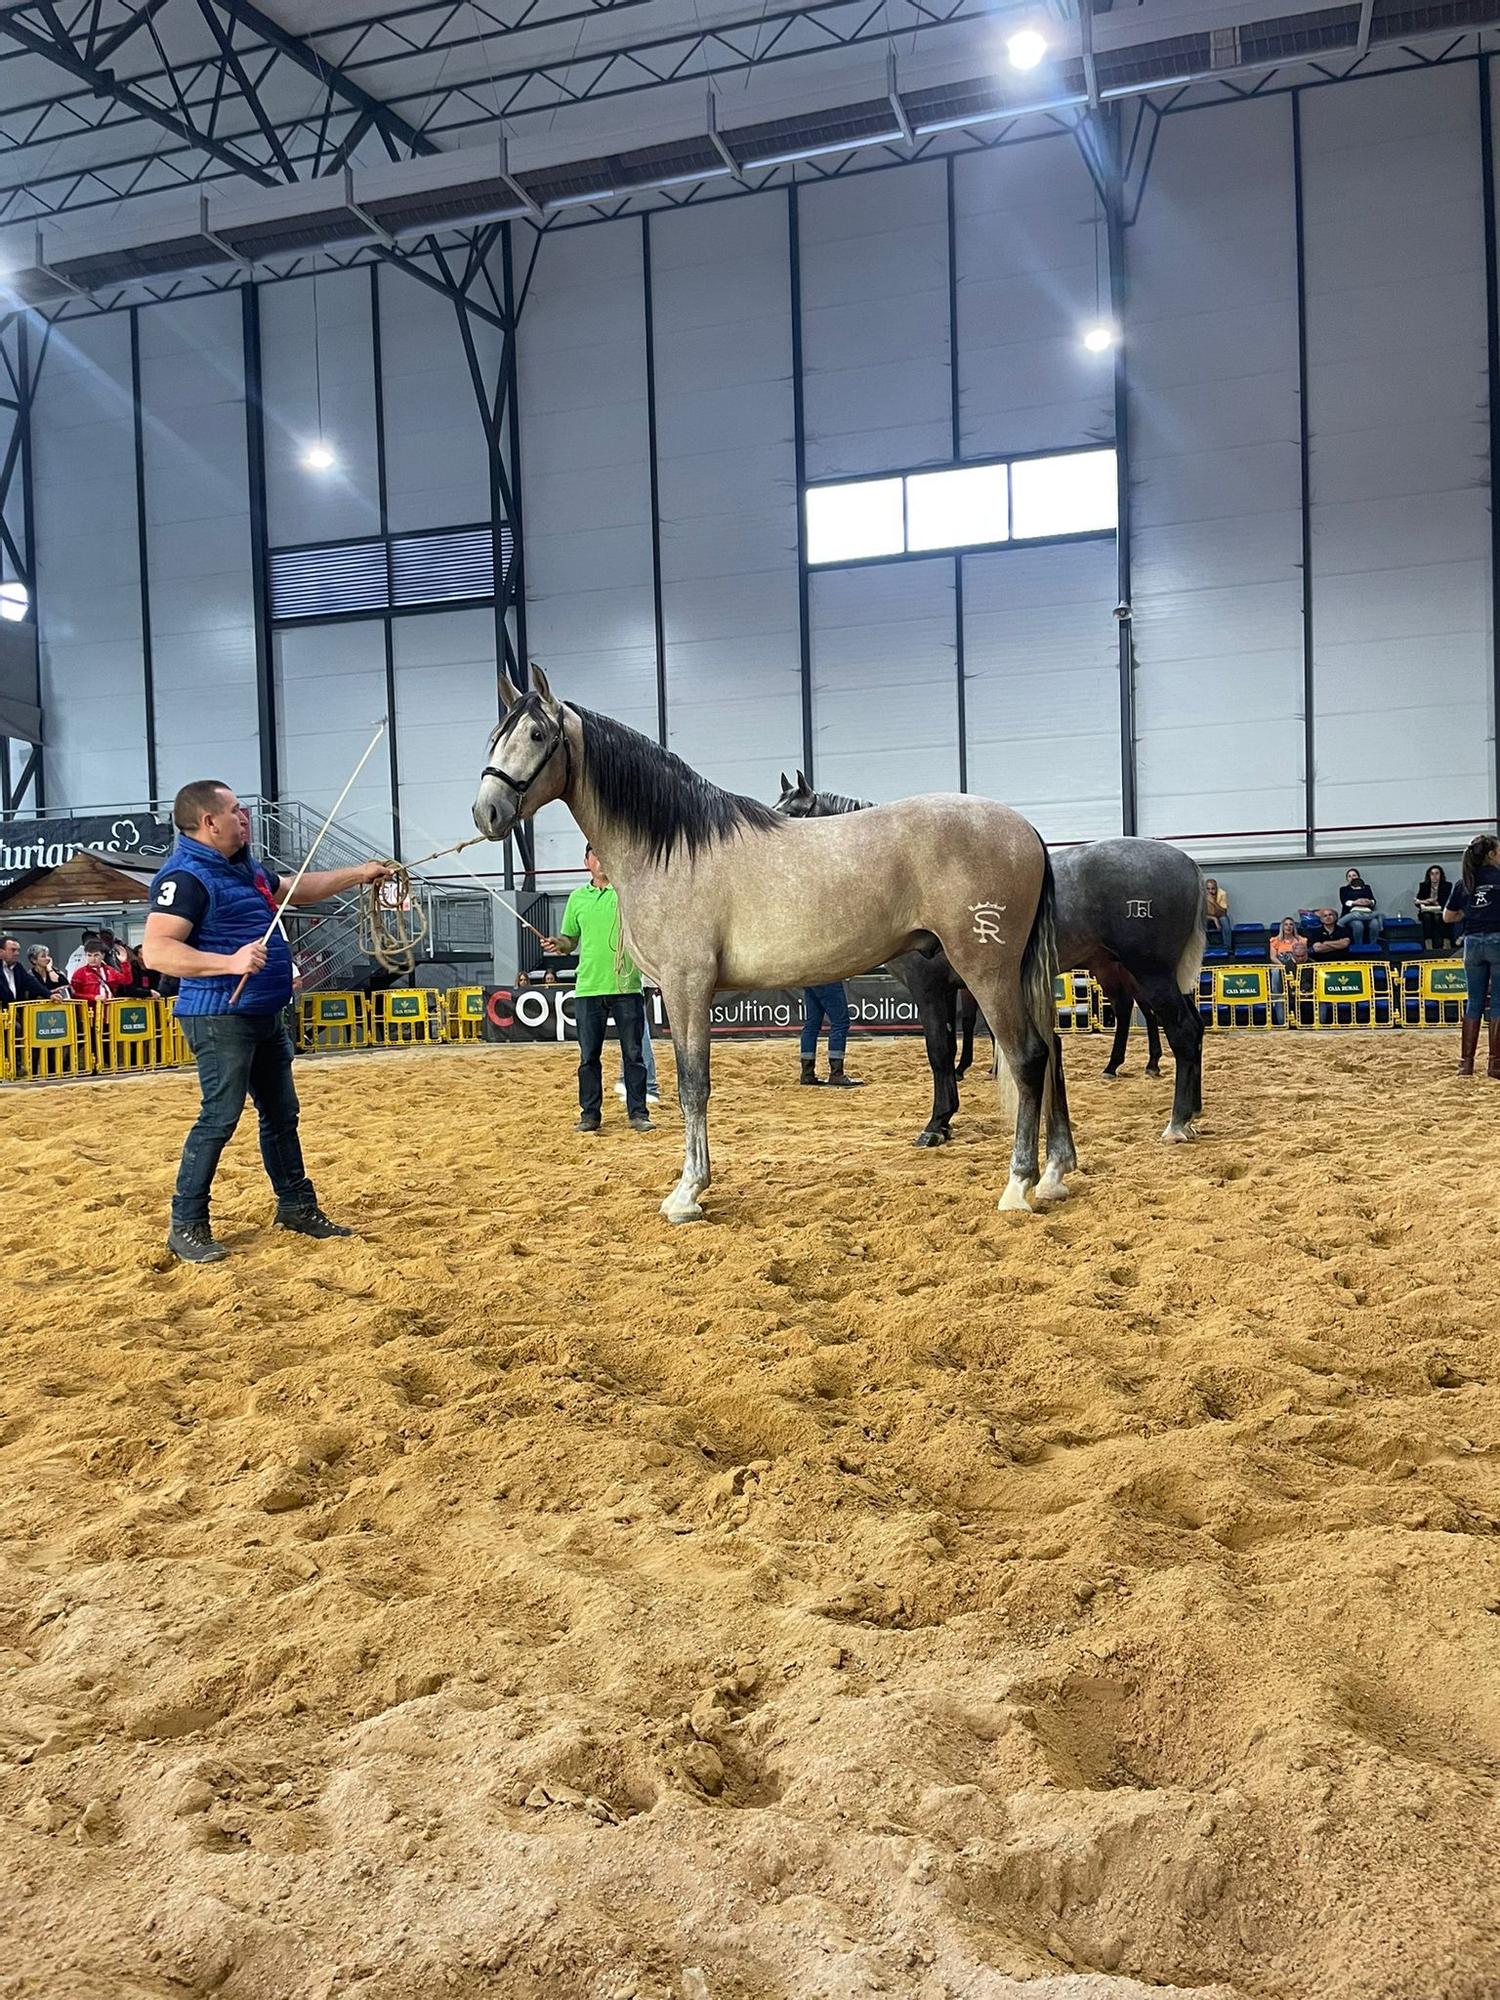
[
  {"left": 1488, "top": 1019, "right": 1500, "bottom": 1079},
  {"left": 1457, "top": 1016, "right": 1481, "bottom": 1075}
]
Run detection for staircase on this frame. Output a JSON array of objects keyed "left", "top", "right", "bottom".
[{"left": 253, "top": 798, "right": 494, "bottom": 993}]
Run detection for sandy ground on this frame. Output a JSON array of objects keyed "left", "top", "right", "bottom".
[{"left": 1, "top": 1030, "right": 1497, "bottom": 2000}]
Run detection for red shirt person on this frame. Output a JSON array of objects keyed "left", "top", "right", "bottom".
[{"left": 69, "top": 947, "right": 131, "bottom": 1001}]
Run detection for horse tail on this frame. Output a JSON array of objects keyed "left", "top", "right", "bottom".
[
  {"left": 1020, "top": 843, "right": 1062, "bottom": 1116},
  {"left": 1175, "top": 893, "right": 1207, "bottom": 997}
]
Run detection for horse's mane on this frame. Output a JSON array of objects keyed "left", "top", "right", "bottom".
[
  {"left": 808, "top": 789, "right": 874, "bottom": 816},
  {"left": 576, "top": 707, "right": 783, "bottom": 865}
]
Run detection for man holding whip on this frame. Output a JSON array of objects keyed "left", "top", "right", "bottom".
[{"left": 143, "top": 775, "right": 393, "bottom": 1264}]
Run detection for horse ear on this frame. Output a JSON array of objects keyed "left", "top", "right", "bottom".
[
  {"left": 796, "top": 769, "right": 810, "bottom": 794},
  {"left": 531, "top": 662, "right": 556, "bottom": 708},
  {"left": 779, "top": 771, "right": 791, "bottom": 792},
  {"left": 499, "top": 669, "right": 523, "bottom": 710}
]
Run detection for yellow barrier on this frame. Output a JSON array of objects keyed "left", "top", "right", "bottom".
[
  {"left": 96, "top": 996, "right": 164, "bottom": 1073},
  {"left": 1210, "top": 965, "right": 1284, "bottom": 1030},
  {"left": 443, "top": 986, "right": 487, "bottom": 1041},
  {"left": 371, "top": 987, "right": 440, "bottom": 1046},
  {"left": 1290, "top": 961, "right": 1397, "bottom": 1029},
  {"left": 15, "top": 999, "right": 93, "bottom": 1080},
  {"left": 1054, "top": 970, "right": 1094, "bottom": 1034},
  {"left": 1402, "top": 957, "right": 1466, "bottom": 1027},
  {"left": 298, "top": 989, "right": 371, "bottom": 1053},
  {"left": 0, "top": 1003, "right": 13, "bottom": 1082},
  {"left": 160, "top": 996, "right": 193, "bottom": 1067}
]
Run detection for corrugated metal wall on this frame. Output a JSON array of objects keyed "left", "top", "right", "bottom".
[{"left": 24, "top": 57, "right": 1500, "bottom": 865}]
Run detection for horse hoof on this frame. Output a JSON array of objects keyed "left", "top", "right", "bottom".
[
  {"left": 660, "top": 1196, "right": 705, "bottom": 1223},
  {"left": 1144, "top": 1064, "right": 1163, "bottom": 1079},
  {"left": 1035, "top": 1173, "right": 1071, "bottom": 1204},
  {"left": 997, "top": 1181, "right": 1034, "bottom": 1214},
  {"left": 1101, "top": 1067, "right": 1121, "bottom": 1080},
  {"left": 913, "top": 1128, "right": 950, "bottom": 1148},
  {"left": 1160, "top": 1123, "right": 1195, "bottom": 1144}
]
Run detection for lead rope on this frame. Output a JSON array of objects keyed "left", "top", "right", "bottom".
[{"left": 358, "top": 863, "right": 430, "bottom": 976}]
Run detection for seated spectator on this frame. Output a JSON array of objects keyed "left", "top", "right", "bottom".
[
  {"left": 1203, "top": 877, "right": 1231, "bottom": 954},
  {"left": 1414, "top": 865, "right": 1455, "bottom": 952},
  {"left": 1337, "top": 869, "right": 1385, "bottom": 949},
  {"left": 1269, "top": 918, "right": 1308, "bottom": 967},
  {"left": 0, "top": 933, "right": 47, "bottom": 1006},
  {"left": 1306, "top": 909, "right": 1351, "bottom": 957},
  {"left": 121, "top": 943, "right": 159, "bottom": 996},
  {"left": 70, "top": 944, "right": 130, "bottom": 1003},
  {"left": 26, "top": 945, "right": 71, "bottom": 996}
]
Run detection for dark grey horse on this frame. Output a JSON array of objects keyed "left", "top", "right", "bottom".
[{"left": 775, "top": 775, "right": 1207, "bottom": 1144}]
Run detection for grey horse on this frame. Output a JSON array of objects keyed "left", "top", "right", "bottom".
[
  {"left": 776, "top": 774, "right": 1206, "bottom": 1144},
  {"left": 473, "top": 670, "right": 1077, "bottom": 1221}
]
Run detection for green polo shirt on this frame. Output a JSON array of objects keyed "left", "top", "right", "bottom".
[{"left": 559, "top": 883, "right": 641, "bottom": 998}]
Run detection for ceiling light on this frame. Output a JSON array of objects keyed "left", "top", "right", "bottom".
[
  {"left": 0, "top": 580, "right": 28, "bottom": 621},
  {"left": 302, "top": 441, "right": 335, "bottom": 472},
  {"left": 1007, "top": 28, "right": 1048, "bottom": 70},
  {"left": 1082, "top": 324, "right": 1116, "bottom": 353}
]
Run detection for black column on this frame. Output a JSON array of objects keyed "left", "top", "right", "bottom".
[
  {"left": 788, "top": 181, "right": 815, "bottom": 782},
  {"left": 241, "top": 286, "right": 277, "bottom": 802},
  {"left": 1292, "top": 91, "right": 1316, "bottom": 856}
]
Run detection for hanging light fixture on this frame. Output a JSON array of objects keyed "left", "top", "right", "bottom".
[
  {"left": 302, "top": 272, "right": 336, "bottom": 472},
  {"left": 1006, "top": 27, "right": 1048, "bottom": 70},
  {"left": 1081, "top": 180, "right": 1117, "bottom": 353}
]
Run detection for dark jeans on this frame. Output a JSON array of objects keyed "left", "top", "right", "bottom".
[
  {"left": 576, "top": 993, "right": 646, "bottom": 1117},
  {"left": 173, "top": 1011, "right": 315, "bottom": 1227},
  {"left": 1463, "top": 933, "right": 1500, "bottom": 1020},
  {"left": 1419, "top": 911, "right": 1455, "bottom": 951},
  {"left": 801, "top": 982, "right": 851, "bottom": 1060}
]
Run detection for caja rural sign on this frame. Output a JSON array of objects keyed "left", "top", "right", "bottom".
[{"left": 480, "top": 977, "right": 924, "bottom": 1042}]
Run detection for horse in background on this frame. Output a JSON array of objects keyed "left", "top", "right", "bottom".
[
  {"left": 775, "top": 774, "right": 1206, "bottom": 1145},
  {"left": 473, "top": 671, "right": 1076, "bottom": 1220}
]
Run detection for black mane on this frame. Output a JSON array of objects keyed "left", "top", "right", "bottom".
[
  {"left": 809, "top": 789, "right": 874, "bottom": 817},
  {"left": 576, "top": 706, "right": 783, "bottom": 866}
]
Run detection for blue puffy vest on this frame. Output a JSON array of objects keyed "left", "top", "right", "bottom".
[{"left": 151, "top": 835, "right": 294, "bottom": 1017}]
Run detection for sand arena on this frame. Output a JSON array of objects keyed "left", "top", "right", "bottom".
[{"left": 1, "top": 1033, "right": 1497, "bottom": 2000}]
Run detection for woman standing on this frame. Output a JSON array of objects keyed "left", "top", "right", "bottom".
[
  {"left": 1444, "top": 835, "right": 1500, "bottom": 1076},
  {"left": 1414, "top": 865, "right": 1454, "bottom": 951}
]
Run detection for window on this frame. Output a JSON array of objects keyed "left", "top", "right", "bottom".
[
  {"left": 1010, "top": 448, "right": 1117, "bottom": 540},
  {"left": 805, "top": 478, "right": 903, "bottom": 565},
  {"left": 906, "top": 464, "right": 1008, "bottom": 552},
  {"left": 805, "top": 449, "right": 1116, "bottom": 566}
]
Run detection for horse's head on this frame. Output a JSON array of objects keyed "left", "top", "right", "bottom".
[
  {"left": 773, "top": 769, "right": 816, "bottom": 818},
  {"left": 473, "top": 665, "right": 572, "bottom": 841}
]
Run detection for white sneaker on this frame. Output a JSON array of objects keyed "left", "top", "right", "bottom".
[
  {"left": 614, "top": 1079, "right": 627, "bottom": 1100},
  {"left": 618, "top": 1081, "right": 661, "bottom": 1106}
]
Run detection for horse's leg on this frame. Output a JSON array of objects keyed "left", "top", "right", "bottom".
[
  {"left": 1135, "top": 974, "right": 1203, "bottom": 1141},
  {"left": 902, "top": 956, "right": 959, "bottom": 1146},
  {"left": 1143, "top": 1004, "right": 1164, "bottom": 1077},
  {"left": 956, "top": 968, "right": 1048, "bottom": 1212},
  {"left": 659, "top": 974, "right": 715, "bottom": 1222},
  {"left": 954, "top": 986, "right": 977, "bottom": 1081},
  {"left": 1100, "top": 967, "right": 1131, "bottom": 1077}
]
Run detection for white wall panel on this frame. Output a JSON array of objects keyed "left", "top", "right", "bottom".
[
  {"left": 1304, "top": 64, "right": 1491, "bottom": 835},
  {"left": 810, "top": 559, "right": 958, "bottom": 800},
  {"left": 963, "top": 540, "right": 1120, "bottom": 841},
  {"left": 275, "top": 621, "right": 392, "bottom": 849},
  {"left": 1129, "top": 95, "right": 1306, "bottom": 845},
  {"left": 799, "top": 165, "right": 951, "bottom": 476},
  {"left": 651, "top": 195, "right": 802, "bottom": 804},
  {"left": 518, "top": 220, "right": 656, "bottom": 875},
  {"left": 33, "top": 314, "right": 148, "bottom": 807},
  {"left": 953, "top": 135, "right": 1114, "bottom": 458},
  {"left": 260, "top": 269, "right": 380, "bottom": 547},
  {"left": 378, "top": 261, "right": 497, "bottom": 532},
  {"left": 139, "top": 294, "right": 260, "bottom": 802},
  {"left": 391, "top": 608, "right": 506, "bottom": 874}
]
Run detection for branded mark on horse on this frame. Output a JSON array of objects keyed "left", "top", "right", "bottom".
[
  {"left": 775, "top": 774, "right": 1207, "bottom": 1146},
  {"left": 473, "top": 672, "right": 1075, "bottom": 1220}
]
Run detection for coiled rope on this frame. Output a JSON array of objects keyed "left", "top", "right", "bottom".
[{"left": 358, "top": 863, "right": 429, "bottom": 975}]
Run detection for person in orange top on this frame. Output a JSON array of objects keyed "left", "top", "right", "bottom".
[{"left": 1269, "top": 918, "right": 1308, "bottom": 966}]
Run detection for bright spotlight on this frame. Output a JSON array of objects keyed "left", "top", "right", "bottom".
[
  {"left": 302, "top": 441, "right": 335, "bottom": 472},
  {"left": 1007, "top": 27, "right": 1048, "bottom": 70},
  {"left": 1082, "top": 324, "right": 1116, "bottom": 353},
  {"left": 0, "top": 580, "right": 29, "bottom": 621}
]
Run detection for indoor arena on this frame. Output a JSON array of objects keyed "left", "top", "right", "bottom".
[{"left": 1, "top": 5, "right": 1498, "bottom": 1999}]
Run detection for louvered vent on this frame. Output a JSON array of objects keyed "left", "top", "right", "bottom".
[
  {"left": 270, "top": 540, "right": 388, "bottom": 621},
  {"left": 270, "top": 525, "right": 507, "bottom": 622},
  {"left": 391, "top": 526, "right": 504, "bottom": 606}
]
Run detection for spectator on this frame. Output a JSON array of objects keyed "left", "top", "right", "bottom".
[
  {"left": 65, "top": 930, "right": 102, "bottom": 977},
  {"left": 70, "top": 944, "right": 130, "bottom": 1003},
  {"left": 26, "top": 945, "right": 70, "bottom": 996},
  {"left": 1269, "top": 918, "right": 1308, "bottom": 967},
  {"left": 542, "top": 844, "right": 652, "bottom": 1134},
  {"left": 1306, "top": 909, "right": 1350, "bottom": 958},
  {"left": 1443, "top": 834, "right": 1500, "bottom": 1077},
  {"left": 800, "top": 983, "right": 865, "bottom": 1088},
  {"left": 1203, "top": 878, "right": 1231, "bottom": 954},
  {"left": 1414, "top": 865, "right": 1455, "bottom": 952},
  {"left": 0, "top": 933, "right": 46, "bottom": 1006},
  {"left": 614, "top": 1004, "right": 661, "bottom": 1109},
  {"left": 126, "top": 944, "right": 161, "bottom": 996},
  {"left": 1337, "top": 869, "right": 1385, "bottom": 950}
]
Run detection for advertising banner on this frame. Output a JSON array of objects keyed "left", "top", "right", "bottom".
[
  {"left": 0, "top": 811, "right": 173, "bottom": 888},
  {"left": 480, "top": 977, "right": 924, "bottom": 1043}
]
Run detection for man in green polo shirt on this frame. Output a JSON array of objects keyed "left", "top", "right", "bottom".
[{"left": 544, "top": 845, "right": 652, "bottom": 1134}]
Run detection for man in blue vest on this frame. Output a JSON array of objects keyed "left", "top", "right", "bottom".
[{"left": 143, "top": 779, "right": 391, "bottom": 1264}]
